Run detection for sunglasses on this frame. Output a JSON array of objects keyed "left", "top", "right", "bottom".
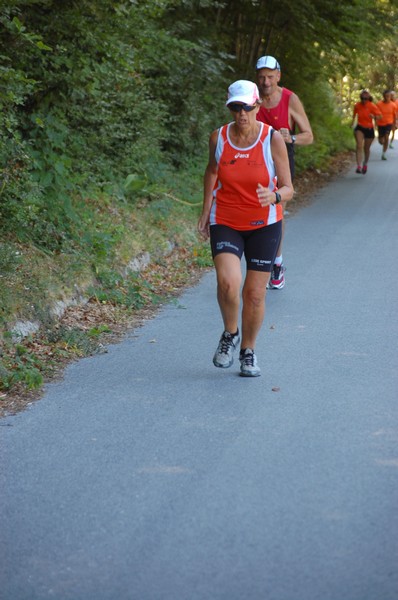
[{"left": 228, "top": 103, "right": 257, "bottom": 113}]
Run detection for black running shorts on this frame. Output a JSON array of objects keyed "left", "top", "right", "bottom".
[
  {"left": 355, "top": 125, "right": 375, "bottom": 139},
  {"left": 286, "top": 142, "right": 295, "bottom": 180},
  {"left": 210, "top": 221, "right": 282, "bottom": 272},
  {"left": 378, "top": 124, "right": 392, "bottom": 138}
]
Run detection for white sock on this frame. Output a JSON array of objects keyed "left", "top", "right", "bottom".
[{"left": 274, "top": 255, "right": 283, "bottom": 266}]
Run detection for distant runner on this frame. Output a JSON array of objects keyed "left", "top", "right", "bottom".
[
  {"left": 351, "top": 89, "right": 381, "bottom": 174},
  {"left": 376, "top": 89, "right": 397, "bottom": 160}
]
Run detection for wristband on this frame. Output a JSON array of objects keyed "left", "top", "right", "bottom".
[{"left": 274, "top": 192, "right": 281, "bottom": 204}]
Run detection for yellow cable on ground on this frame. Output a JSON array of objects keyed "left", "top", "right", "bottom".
[{"left": 163, "top": 192, "right": 202, "bottom": 206}]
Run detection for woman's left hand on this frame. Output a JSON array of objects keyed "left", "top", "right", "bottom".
[{"left": 257, "top": 183, "right": 276, "bottom": 207}]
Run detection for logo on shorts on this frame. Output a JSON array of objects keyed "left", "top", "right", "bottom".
[
  {"left": 250, "top": 220, "right": 265, "bottom": 226},
  {"left": 216, "top": 241, "right": 239, "bottom": 252},
  {"left": 250, "top": 258, "right": 271, "bottom": 265}
]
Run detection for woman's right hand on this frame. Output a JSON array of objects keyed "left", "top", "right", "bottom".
[{"left": 197, "top": 213, "right": 210, "bottom": 239}]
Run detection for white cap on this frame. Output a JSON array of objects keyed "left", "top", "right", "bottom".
[
  {"left": 226, "top": 80, "right": 260, "bottom": 106},
  {"left": 256, "top": 55, "right": 281, "bottom": 70}
]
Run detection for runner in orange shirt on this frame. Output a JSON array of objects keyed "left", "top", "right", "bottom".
[
  {"left": 376, "top": 89, "right": 397, "bottom": 160},
  {"left": 351, "top": 90, "right": 381, "bottom": 174}
]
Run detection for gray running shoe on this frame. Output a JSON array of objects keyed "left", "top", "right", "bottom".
[
  {"left": 213, "top": 330, "right": 240, "bottom": 368},
  {"left": 239, "top": 348, "right": 261, "bottom": 377}
]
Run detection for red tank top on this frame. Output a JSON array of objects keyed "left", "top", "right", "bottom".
[
  {"left": 210, "top": 122, "right": 282, "bottom": 230},
  {"left": 257, "top": 87, "right": 293, "bottom": 131}
]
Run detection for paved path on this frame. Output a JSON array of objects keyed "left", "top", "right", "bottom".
[{"left": 1, "top": 147, "right": 398, "bottom": 600}]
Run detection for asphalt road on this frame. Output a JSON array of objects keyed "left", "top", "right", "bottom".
[{"left": 1, "top": 146, "right": 398, "bottom": 600}]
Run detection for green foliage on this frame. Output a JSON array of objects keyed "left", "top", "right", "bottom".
[
  {"left": 87, "top": 324, "right": 112, "bottom": 337},
  {"left": 294, "top": 79, "right": 354, "bottom": 173},
  {"left": 0, "top": 323, "right": 109, "bottom": 393},
  {"left": 0, "top": 0, "right": 228, "bottom": 256},
  {"left": 87, "top": 270, "right": 162, "bottom": 309},
  {"left": 192, "top": 244, "right": 213, "bottom": 268},
  {"left": 54, "top": 327, "right": 103, "bottom": 357},
  {"left": 0, "top": 342, "right": 44, "bottom": 390},
  {"left": 0, "top": 242, "right": 22, "bottom": 273}
]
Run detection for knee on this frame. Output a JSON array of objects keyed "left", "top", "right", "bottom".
[
  {"left": 242, "top": 286, "right": 265, "bottom": 308},
  {"left": 217, "top": 274, "right": 240, "bottom": 298}
]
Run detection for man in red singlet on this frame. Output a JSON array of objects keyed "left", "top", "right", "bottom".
[{"left": 255, "top": 55, "right": 313, "bottom": 289}]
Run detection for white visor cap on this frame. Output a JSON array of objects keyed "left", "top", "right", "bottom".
[
  {"left": 256, "top": 55, "right": 281, "bottom": 70},
  {"left": 226, "top": 80, "right": 260, "bottom": 106}
]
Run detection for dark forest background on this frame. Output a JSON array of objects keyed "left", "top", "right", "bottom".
[{"left": 1, "top": 0, "right": 397, "bottom": 247}]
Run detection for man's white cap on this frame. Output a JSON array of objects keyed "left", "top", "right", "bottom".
[
  {"left": 226, "top": 80, "right": 260, "bottom": 106},
  {"left": 256, "top": 55, "right": 281, "bottom": 70}
]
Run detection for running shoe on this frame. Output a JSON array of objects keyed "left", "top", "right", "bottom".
[
  {"left": 390, "top": 143, "right": 394, "bottom": 149},
  {"left": 269, "top": 263, "right": 285, "bottom": 289},
  {"left": 381, "top": 154, "right": 387, "bottom": 160},
  {"left": 356, "top": 166, "right": 362, "bottom": 174},
  {"left": 213, "top": 330, "right": 240, "bottom": 368},
  {"left": 239, "top": 348, "right": 261, "bottom": 377},
  {"left": 362, "top": 165, "right": 367, "bottom": 174}
]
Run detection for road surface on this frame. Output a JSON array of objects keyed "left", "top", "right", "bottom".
[{"left": 1, "top": 148, "right": 398, "bottom": 600}]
